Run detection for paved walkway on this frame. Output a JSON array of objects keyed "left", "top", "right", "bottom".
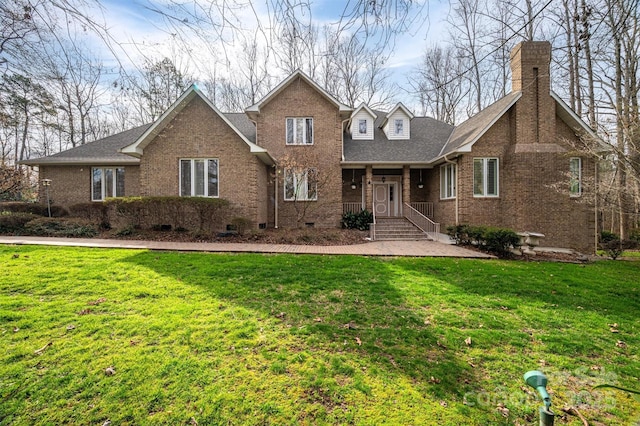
[{"left": 0, "top": 236, "right": 493, "bottom": 258}]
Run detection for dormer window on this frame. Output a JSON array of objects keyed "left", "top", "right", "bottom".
[
  {"left": 394, "top": 119, "right": 404, "bottom": 136},
  {"left": 358, "top": 119, "right": 367, "bottom": 134}
]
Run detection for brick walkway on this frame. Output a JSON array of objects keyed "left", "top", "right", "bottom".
[{"left": 0, "top": 236, "right": 493, "bottom": 258}]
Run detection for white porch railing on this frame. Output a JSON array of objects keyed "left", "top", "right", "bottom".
[
  {"left": 403, "top": 203, "right": 440, "bottom": 241},
  {"left": 409, "top": 202, "right": 434, "bottom": 218},
  {"left": 343, "top": 202, "right": 365, "bottom": 214}
]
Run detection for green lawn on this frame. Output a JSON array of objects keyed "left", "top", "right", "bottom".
[{"left": 1, "top": 246, "right": 639, "bottom": 425}]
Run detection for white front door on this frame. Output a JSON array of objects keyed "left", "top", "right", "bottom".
[{"left": 373, "top": 183, "right": 397, "bottom": 217}]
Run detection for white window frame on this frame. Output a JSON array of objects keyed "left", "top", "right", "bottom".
[
  {"left": 358, "top": 119, "right": 367, "bottom": 134},
  {"left": 569, "top": 157, "right": 582, "bottom": 197},
  {"left": 394, "top": 119, "right": 404, "bottom": 136},
  {"left": 440, "top": 163, "right": 457, "bottom": 200},
  {"left": 284, "top": 168, "right": 318, "bottom": 201},
  {"left": 473, "top": 158, "right": 499, "bottom": 197},
  {"left": 92, "top": 167, "right": 125, "bottom": 201},
  {"left": 286, "top": 117, "right": 314, "bottom": 145},
  {"left": 179, "top": 158, "right": 219, "bottom": 198}
]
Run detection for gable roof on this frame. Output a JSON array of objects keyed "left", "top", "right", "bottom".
[
  {"left": 380, "top": 102, "right": 414, "bottom": 128},
  {"left": 21, "top": 124, "right": 152, "bottom": 166},
  {"left": 351, "top": 103, "right": 378, "bottom": 120},
  {"left": 438, "top": 91, "right": 522, "bottom": 158},
  {"left": 245, "top": 70, "right": 352, "bottom": 118},
  {"left": 551, "top": 91, "right": 608, "bottom": 150},
  {"left": 121, "top": 85, "right": 274, "bottom": 165}
]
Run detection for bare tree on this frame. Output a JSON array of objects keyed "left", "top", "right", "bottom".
[{"left": 409, "top": 45, "right": 469, "bottom": 124}]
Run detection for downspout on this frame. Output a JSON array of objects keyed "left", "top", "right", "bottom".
[
  {"left": 443, "top": 154, "right": 459, "bottom": 225},
  {"left": 274, "top": 165, "right": 279, "bottom": 229}
]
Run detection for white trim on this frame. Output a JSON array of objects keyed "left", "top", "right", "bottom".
[
  {"left": 179, "top": 158, "right": 220, "bottom": 198},
  {"left": 440, "top": 163, "right": 457, "bottom": 200},
  {"left": 285, "top": 117, "right": 314, "bottom": 145},
  {"left": 283, "top": 168, "right": 318, "bottom": 201},
  {"left": 569, "top": 157, "right": 582, "bottom": 197},
  {"left": 473, "top": 158, "right": 499, "bottom": 197},
  {"left": 550, "top": 91, "right": 602, "bottom": 144},
  {"left": 91, "top": 167, "right": 124, "bottom": 201}
]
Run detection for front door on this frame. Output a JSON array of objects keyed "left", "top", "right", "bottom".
[{"left": 373, "top": 183, "right": 397, "bottom": 217}]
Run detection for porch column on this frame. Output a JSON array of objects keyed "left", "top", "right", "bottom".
[
  {"left": 365, "top": 165, "right": 373, "bottom": 212},
  {"left": 402, "top": 165, "right": 411, "bottom": 207}
]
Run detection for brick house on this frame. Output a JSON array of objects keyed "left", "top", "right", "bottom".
[{"left": 23, "top": 41, "right": 600, "bottom": 252}]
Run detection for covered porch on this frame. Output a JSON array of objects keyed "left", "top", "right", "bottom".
[{"left": 341, "top": 166, "right": 440, "bottom": 239}]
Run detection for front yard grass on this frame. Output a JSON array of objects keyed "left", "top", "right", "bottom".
[{"left": 1, "top": 246, "right": 638, "bottom": 425}]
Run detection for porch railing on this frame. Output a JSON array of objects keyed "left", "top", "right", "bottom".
[
  {"left": 409, "top": 202, "right": 434, "bottom": 219},
  {"left": 342, "top": 202, "right": 365, "bottom": 214},
  {"left": 403, "top": 203, "right": 440, "bottom": 241}
]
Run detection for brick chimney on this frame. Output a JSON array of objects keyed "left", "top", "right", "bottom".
[{"left": 510, "top": 41, "right": 555, "bottom": 145}]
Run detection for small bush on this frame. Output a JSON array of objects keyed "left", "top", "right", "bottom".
[
  {"left": 447, "top": 224, "right": 520, "bottom": 257},
  {"left": 629, "top": 228, "right": 640, "bottom": 243},
  {"left": 24, "top": 217, "right": 98, "bottom": 237},
  {"left": 230, "top": 217, "right": 253, "bottom": 235},
  {"left": 342, "top": 210, "right": 373, "bottom": 231},
  {"left": 600, "top": 230, "right": 619, "bottom": 243},
  {"left": 0, "top": 212, "right": 40, "bottom": 233},
  {"left": 0, "top": 201, "right": 68, "bottom": 217},
  {"left": 600, "top": 239, "right": 639, "bottom": 260}
]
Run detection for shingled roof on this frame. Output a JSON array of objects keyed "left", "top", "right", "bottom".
[
  {"left": 343, "top": 112, "right": 454, "bottom": 164},
  {"left": 21, "top": 124, "right": 152, "bottom": 166}
]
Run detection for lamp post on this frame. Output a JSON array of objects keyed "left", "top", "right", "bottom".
[{"left": 42, "top": 179, "right": 52, "bottom": 218}]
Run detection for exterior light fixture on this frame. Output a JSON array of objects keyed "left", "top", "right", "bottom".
[
  {"left": 417, "top": 169, "right": 424, "bottom": 189},
  {"left": 351, "top": 169, "right": 357, "bottom": 190},
  {"left": 42, "top": 179, "right": 52, "bottom": 218},
  {"left": 382, "top": 176, "right": 386, "bottom": 183}
]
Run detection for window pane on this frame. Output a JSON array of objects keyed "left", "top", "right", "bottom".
[
  {"left": 395, "top": 119, "right": 403, "bottom": 135},
  {"left": 451, "top": 165, "right": 456, "bottom": 197},
  {"left": 473, "top": 159, "right": 484, "bottom": 196},
  {"left": 440, "top": 166, "right": 446, "bottom": 198},
  {"left": 359, "top": 119, "right": 367, "bottom": 134},
  {"left": 180, "top": 160, "right": 191, "bottom": 196},
  {"left": 487, "top": 159, "right": 497, "bottom": 195},
  {"left": 208, "top": 159, "right": 218, "bottom": 197},
  {"left": 194, "top": 160, "right": 205, "bottom": 196},
  {"left": 286, "top": 118, "right": 293, "bottom": 144},
  {"left": 284, "top": 169, "right": 295, "bottom": 200},
  {"left": 104, "top": 169, "right": 114, "bottom": 198},
  {"left": 296, "top": 118, "right": 303, "bottom": 144},
  {"left": 570, "top": 158, "right": 581, "bottom": 195},
  {"left": 116, "top": 168, "right": 125, "bottom": 197},
  {"left": 306, "top": 118, "right": 313, "bottom": 144},
  {"left": 92, "top": 168, "right": 103, "bottom": 201}
]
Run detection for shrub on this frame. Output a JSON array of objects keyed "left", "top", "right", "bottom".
[
  {"left": 68, "top": 202, "right": 110, "bottom": 228},
  {"left": 0, "top": 212, "right": 40, "bottom": 233},
  {"left": 24, "top": 217, "right": 98, "bottom": 237},
  {"left": 230, "top": 217, "right": 253, "bottom": 235},
  {"left": 600, "top": 230, "right": 619, "bottom": 243},
  {"left": 600, "top": 239, "right": 639, "bottom": 260},
  {"left": 629, "top": 228, "right": 640, "bottom": 243},
  {"left": 447, "top": 224, "right": 520, "bottom": 257},
  {"left": 0, "top": 201, "right": 68, "bottom": 217},
  {"left": 342, "top": 210, "right": 373, "bottom": 231}
]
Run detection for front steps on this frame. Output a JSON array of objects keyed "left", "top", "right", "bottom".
[{"left": 373, "top": 217, "right": 433, "bottom": 241}]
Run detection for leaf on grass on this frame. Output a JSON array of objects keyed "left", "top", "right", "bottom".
[
  {"left": 465, "top": 337, "right": 472, "bottom": 346},
  {"left": 275, "top": 312, "right": 286, "bottom": 319},
  {"left": 429, "top": 376, "right": 441, "bottom": 384},
  {"left": 496, "top": 403, "right": 510, "bottom": 417},
  {"left": 88, "top": 297, "right": 107, "bottom": 306},
  {"left": 313, "top": 317, "right": 322, "bottom": 322},
  {"left": 436, "top": 340, "right": 447, "bottom": 349},
  {"left": 343, "top": 322, "right": 357, "bottom": 329},
  {"left": 66, "top": 324, "right": 75, "bottom": 331},
  {"left": 355, "top": 337, "right": 362, "bottom": 346},
  {"left": 34, "top": 342, "right": 52, "bottom": 355},
  {"left": 424, "top": 319, "right": 432, "bottom": 326},
  {"left": 616, "top": 340, "right": 627, "bottom": 348},
  {"left": 77, "top": 308, "right": 91, "bottom": 315},
  {"left": 189, "top": 417, "right": 198, "bottom": 426},
  {"left": 13, "top": 327, "right": 19, "bottom": 333},
  {"left": 439, "top": 400, "right": 448, "bottom": 407},
  {"left": 105, "top": 366, "right": 116, "bottom": 376},
  {"left": 609, "top": 323, "right": 619, "bottom": 333}
]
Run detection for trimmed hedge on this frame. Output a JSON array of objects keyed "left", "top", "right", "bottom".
[
  {"left": 68, "top": 203, "right": 110, "bottom": 228},
  {"left": 0, "top": 201, "right": 67, "bottom": 217},
  {"left": 446, "top": 224, "right": 521, "bottom": 257},
  {"left": 23, "top": 217, "right": 98, "bottom": 238},
  {"left": 0, "top": 212, "right": 40, "bottom": 233}
]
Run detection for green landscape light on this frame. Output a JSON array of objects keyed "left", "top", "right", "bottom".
[{"left": 524, "top": 370, "right": 555, "bottom": 425}]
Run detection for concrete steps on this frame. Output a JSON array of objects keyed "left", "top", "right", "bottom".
[{"left": 373, "top": 217, "right": 433, "bottom": 241}]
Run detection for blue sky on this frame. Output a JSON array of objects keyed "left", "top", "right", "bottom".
[{"left": 92, "top": 0, "right": 451, "bottom": 106}]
